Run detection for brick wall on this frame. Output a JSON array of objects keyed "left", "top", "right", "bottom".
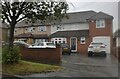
[
  {"left": 66, "top": 37, "right": 91, "bottom": 55},
  {"left": 20, "top": 45, "right": 62, "bottom": 63},
  {"left": 89, "top": 19, "right": 113, "bottom": 37}
]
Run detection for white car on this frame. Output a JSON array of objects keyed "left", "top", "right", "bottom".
[
  {"left": 88, "top": 42, "right": 106, "bottom": 57},
  {"left": 28, "top": 42, "right": 56, "bottom": 48}
]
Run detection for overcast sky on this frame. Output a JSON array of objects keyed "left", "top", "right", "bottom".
[{"left": 66, "top": 0, "right": 119, "bottom": 32}]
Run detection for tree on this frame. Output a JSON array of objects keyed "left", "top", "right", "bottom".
[{"left": 1, "top": 1, "right": 68, "bottom": 48}]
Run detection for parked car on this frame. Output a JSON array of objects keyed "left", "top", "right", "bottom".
[
  {"left": 14, "top": 41, "right": 31, "bottom": 47},
  {"left": 61, "top": 43, "right": 71, "bottom": 55},
  {"left": 88, "top": 42, "right": 107, "bottom": 57},
  {"left": 28, "top": 42, "right": 56, "bottom": 48}
]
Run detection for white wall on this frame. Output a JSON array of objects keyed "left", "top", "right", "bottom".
[{"left": 51, "top": 23, "right": 89, "bottom": 34}]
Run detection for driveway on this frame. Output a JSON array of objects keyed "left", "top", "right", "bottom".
[{"left": 23, "top": 53, "right": 118, "bottom": 77}]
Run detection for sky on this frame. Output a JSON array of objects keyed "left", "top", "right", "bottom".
[{"left": 66, "top": 0, "right": 119, "bottom": 33}]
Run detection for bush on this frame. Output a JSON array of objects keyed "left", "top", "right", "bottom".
[{"left": 2, "top": 45, "right": 21, "bottom": 64}]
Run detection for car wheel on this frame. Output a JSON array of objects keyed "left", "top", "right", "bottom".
[
  {"left": 101, "top": 51, "right": 106, "bottom": 57},
  {"left": 68, "top": 52, "right": 71, "bottom": 55},
  {"left": 103, "top": 53, "right": 106, "bottom": 57},
  {"left": 88, "top": 53, "right": 93, "bottom": 57}
]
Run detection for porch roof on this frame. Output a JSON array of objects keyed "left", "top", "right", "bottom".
[
  {"left": 14, "top": 33, "right": 49, "bottom": 39},
  {"left": 50, "top": 30, "right": 89, "bottom": 38}
]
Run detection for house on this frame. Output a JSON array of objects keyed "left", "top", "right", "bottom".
[
  {"left": 0, "top": 21, "right": 9, "bottom": 44},
  {"left": 14, "top": 20, "right": 51, "bottom": 44},
  {"left": 14, "top": 10, "right": 113, "bottom": 55},
  {"left": 50, "top": 11, "right": 113, "bottom": 55}
]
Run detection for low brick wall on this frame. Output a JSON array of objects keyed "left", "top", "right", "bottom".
[{"left": 20, "top": 45, "right": 62, "bottom": 63}]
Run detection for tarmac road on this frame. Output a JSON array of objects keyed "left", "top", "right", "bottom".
[{"left": 23, "top": 53, "right": 119, "bottom": 78}]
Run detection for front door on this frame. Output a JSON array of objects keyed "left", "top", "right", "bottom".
[{"left": 70, "top": 37, "right": 77, "bottom": 52}]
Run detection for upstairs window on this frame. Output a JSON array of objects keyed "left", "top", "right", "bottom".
[
  {"left": 38, "top": 26, "right": 46, "bottom": 32},
  {"left": 96, "top": 20, "right": 105, "bottom": 28},
  {"left": 27, "top": 27, "right": 34, "bottom": 32}
]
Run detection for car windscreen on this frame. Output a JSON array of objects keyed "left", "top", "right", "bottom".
[
  {"left": 91, "top": 43, "right": 103, "bottom": 46},
  {"left": 46, "top": 43, "right": 55, "bottom": 46}
]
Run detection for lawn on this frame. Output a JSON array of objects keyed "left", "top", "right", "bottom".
[{"left": 3, "top": 60, "right": 62, "bottom": 75}]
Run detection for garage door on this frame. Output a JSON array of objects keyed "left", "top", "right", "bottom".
[{"left": 93, "top": 36, "right": 110, "bottom": 53}]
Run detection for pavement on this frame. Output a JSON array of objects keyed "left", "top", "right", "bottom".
[{"left": 22, "top": 53, "right": 119, "bottom": 78}]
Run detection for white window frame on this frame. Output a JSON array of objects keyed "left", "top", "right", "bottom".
[
  {"left": 80, "top": 37, "right": 86, "bottom": 44},
  {"left": 51, "top": 38, "right": 67, "bottom": 44},
  {"left": 27, "top": 27, "right": 34, "bottom": 32},
  {"left": 38, "top": 26, "right": 46, "bottom": 32},
  {"left": 96, "top": 19, "right": 105, "bottom": 28}
]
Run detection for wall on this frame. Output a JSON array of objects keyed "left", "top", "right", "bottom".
[
  {"left": 14, "top": 27, "right": 25, "bottom": 35},
  {"left": 15, "top": 25, "right": 51, "bottom": 36},
  {"left": 89, "top": 19, "right": 113, "bottom": 37},
  {"left": 20, "top": 45, "right": 62, "bottom": 63},
  {"left": 2, "top": 28, "right": 8, "bottom": 42},
  {"left": 77, "top": 36, "right": 91, "bottom": 55},
  {"left": 66, "top": 37, "right": 91, "bottom": 55},
  {"left": 51, "top": 23, "right": 89, "bottom": 34}
]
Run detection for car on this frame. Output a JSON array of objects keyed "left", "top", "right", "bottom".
[
  {"left": 13, "top": 41, "right": 31, "bottom": 47},
  {"left": 28, "top": 42, "right": 56, "bottom": 48},
  {"left": 88, "top": 42, "right": 107, "bottom": 57},
  {"left": 61, "top": 43, "right": 71, "bottom": 55}
]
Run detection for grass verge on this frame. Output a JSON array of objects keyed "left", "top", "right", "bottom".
[{"left": 3, "top": 60, "right": 62, "bottom": 75}]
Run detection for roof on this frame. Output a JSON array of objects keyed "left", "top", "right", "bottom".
[
  {"left": 50, "top": 30, "right": 89, "bottom": 38},
  {"left": 14, "top": 33, "right": 33, "bottom": 38},
  {"left": 14, "top": 33, "right": 49, "bottom": 38},
  {"left": 15, "top": 20, "right": 50, "bottom": 28},
  {"left": 15, "top": 11, "right": 113, "bottom": 28},
  {"left": 114, "top": 29, "right": 120, "bottom": 38},
  {"left": 59, "top": 11, "right": 97, "bottom": 24},
  {"left": 89, "top": 12, "right": 113, "bottom": 20},
  {"left": 33, "top": 34, "right": 49, "bottom": 39}
]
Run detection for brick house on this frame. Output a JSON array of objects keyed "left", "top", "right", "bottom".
[
  {"left": 50, "top": 11, "right": 113, "bottom": 55},
  {"left": 14, "top": 10, "right": 113, "bottom": 55},
  {"left": 14, "top": 20, "right": 51, "bottom": 44}
]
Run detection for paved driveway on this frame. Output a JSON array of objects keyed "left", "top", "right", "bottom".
[{"left": 23, "top": 53, "right": 118, "bottom": 77}]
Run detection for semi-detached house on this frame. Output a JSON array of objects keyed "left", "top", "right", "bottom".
[{"left": 14, "top": 10, "right": 113, "bottom": 55}]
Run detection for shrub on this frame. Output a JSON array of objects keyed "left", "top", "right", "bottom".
[{"left": 2, "top": 45, "right": 21, "bottom": 64}]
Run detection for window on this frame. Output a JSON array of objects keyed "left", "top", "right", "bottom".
[
  {"left": 38, "top": 26, "right": 46, "bottom": 32},
  {"left": 55, "top": 41, "right": 57, "bottom": 44},
  {"left": 63, "top": 41, "right": 65, "bottom": 44},
  {"left": 59, "top": 41, "right": 61, "bottom": 43},
  {"left": 51, "top": 38, "right": 67, "bottom": 44},
  {"left": 35, "top": 39, "right": 47, "bottom": 43},
  {"left": 81, "top": 37, "right": 85, "bottom": 44},
  {"left": 96, "top": 20, "right": 105, "bottom": 28},
  {"left": 27, "top": 27, "right": 34, "bottom": 32}
]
